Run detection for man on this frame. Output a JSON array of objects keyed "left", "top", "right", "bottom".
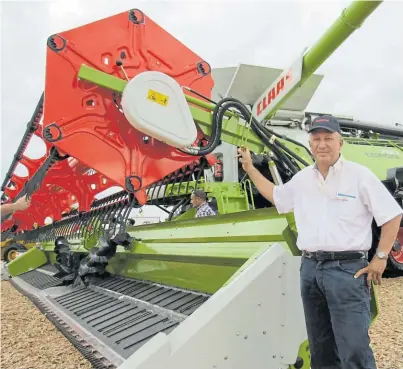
[
  {"left": 191, "top": 190, "right": 216, "bottom": 218},
  {"left": 237, "top": 115, "right": 402, "bottom": 369},
  {"left": 0, "top": 195, "right": 31, "bottom": 217}
]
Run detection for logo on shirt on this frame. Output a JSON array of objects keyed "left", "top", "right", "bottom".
[{"left": 336, "top": 192, "right": 356, "bottom": 201}]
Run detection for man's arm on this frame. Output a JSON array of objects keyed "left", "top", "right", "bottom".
[
  {"left": 355, "top": 168, "right": 403, "bottom": 285},
  {"left": 0, "top": 196, "right": 31, "bottom": 217},
  {"left": 377, "top": 214, "right": 402, "bottom": 255}
]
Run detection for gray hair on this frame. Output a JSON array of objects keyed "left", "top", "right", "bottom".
[
  {"left": 192, "top": 190, "right": 207, "bottom": 201},
  {"left": 308, "top": 131, "right": 343, "bottom": 143}
]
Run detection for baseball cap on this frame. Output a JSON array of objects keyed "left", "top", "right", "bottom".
[{"left": 308, "top": 115, "right": 341, "bottom": 134}]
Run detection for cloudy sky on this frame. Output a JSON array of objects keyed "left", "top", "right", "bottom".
[{"left": 1, "top": 0, "right": 402, "bottom": 208}]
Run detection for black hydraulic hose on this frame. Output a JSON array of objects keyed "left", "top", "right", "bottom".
[
  {"left": 183, "top": 96, "right": 302, "bottom": 175},
  {"left": 259, "top": 123, "right": 314, "bottom": 160},
  {"left": 212, "top": 98, "right": 299, "bottom": 175},
  {"left": 182, "top": 91, "right": 313, "bottom": 161},
  {"left": 258, "top": 124, "right": 311, "bottom": 167}
]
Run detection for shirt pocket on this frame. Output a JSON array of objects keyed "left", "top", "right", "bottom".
[{"left": 331, "top": 195, "right": 358, "bottom": 222}]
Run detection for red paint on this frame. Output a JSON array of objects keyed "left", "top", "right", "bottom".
[
  {"left": 42, "top": 9, "right": 214, "bottom": 204},
  {"left": 256, "top": 68, "right": 293, "bottom": 117}
]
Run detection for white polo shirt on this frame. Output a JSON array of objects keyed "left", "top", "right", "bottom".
[{"left": 273, "top": 156, "right": 402, "bottom": 252}]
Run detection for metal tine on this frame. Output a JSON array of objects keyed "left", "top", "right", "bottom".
[
  {"left": 162, "top": 172, "right": 174, "bottom": 204},
  {"left": 97, "top": 202, "right": 112, "bottom": 237},
  {"left": 169, "top": 169, "right": 181, "bottom": 198},
  {"left": 107, "top": 199, "right": 123, "bottom": 235},
  {"left": 150, "top": 179, "right": 162, "bottom": 206},
  {"left": 96, "top": 203, "right": 110, "bottom": 238},
  {"left": 66, "top": 214, "right": 78, "bottom": 240},
  {"left": 119, "top": 194, "right": 134, "bottom": 233},
  {"left": 122, "top": 194, "right": 136, "bottom": 232},
  {"left": 111, "top": 195, "right": 128, "bottom": 234},
  {"left": 177, "top": 167, "right": 187, "bottom": 198},
  {"left": 87, "top": 203, "right": 102, "bottom": 237},
  {"left": 195, "top": 158, "right": 206, "bottom": 189},
  {"left": 105, "top": 200, "right": 120, "bottom": 236},
  {"left": 185, "top": 164, "right": 197, "bottom": 194},
  {"left": 79, "top": 210, "right": 90, "bottom": 239},
  {"left": 97, "top": 194, "right": 117, "bottom": 236},
  {"left": 60, "top": 217, "right": 69, "bottom": 237}
]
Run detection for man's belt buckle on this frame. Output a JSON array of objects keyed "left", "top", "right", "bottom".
[{"left": 316, "top": 250, "right": 334, "bottom": 261}]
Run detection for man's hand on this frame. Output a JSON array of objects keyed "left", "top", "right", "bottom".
[
  {"left": 354, "top": 257, "right": 388, "bottom": 286},
  {"left": 237, "top": 147, "right": 254, "bottom": 173},
  {"left": 14, "top": 195, "right": 31, "bottom": 212}
]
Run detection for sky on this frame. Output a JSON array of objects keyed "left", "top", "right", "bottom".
[{"left": 1, "top": 0, "right": 403, "bottom": 218}]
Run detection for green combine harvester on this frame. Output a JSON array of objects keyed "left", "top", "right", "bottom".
[{"left": 1, "top": 1, "right": 402, "bottom": 368}]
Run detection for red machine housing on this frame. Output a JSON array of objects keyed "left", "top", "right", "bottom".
[
  {"left": 2, "top": 112, "right": 115, "bottom": 231},
  {"left": 42, "top": 9, "right": 215, "bottom": 205}
]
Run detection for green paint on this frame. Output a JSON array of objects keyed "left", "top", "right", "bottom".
[
  {"left": 78, "top": 64, "right": 127, "bottom": 92},
  {"left": 107, "top": 241, "right": 289, "bottom": 294},
  {"left": 267, "top": 0, "right": 382, "bottom": 120},
  {"left": 289, "top": 340, "right": 310, "bottom": 369},
  {"left": 154, "top": 181, "right": 251, "bottom": 216},
  {"left": 7, "top": 247, "right": 47, "bottom": 277},
  {"left": 341, "top": 139, "right": 402, "bottom": 180},
  {"left": 107, "top": 253, "right": 240, "bottom": 294},
  {"left": 106, "top": 208, "right": 289, "bottom": 292},
  {"left": 125, "top": 208, "right": 287, "bottom": 245}
]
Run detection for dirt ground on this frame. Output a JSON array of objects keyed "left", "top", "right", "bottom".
[
  {"left": 369, "top": 277, "right": 403, "bottom": 369},
  {"left": 1, "top": 277, "right": 402, "bottom": 369},
  {"left": 0, "top": 281, "right": 92, "bottom": 369}
]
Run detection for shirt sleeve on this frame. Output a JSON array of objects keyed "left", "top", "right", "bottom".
[
  {"left": 273, "top": 177, "right": 297, "bottom": 214},
  {"left": 360, "top": 168, "right": 403, "bottom": 227}
]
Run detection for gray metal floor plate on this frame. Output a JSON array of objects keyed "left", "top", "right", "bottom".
[
  {"left": 92, "top": 276, "right": 209, "bottom": 315},
  {"left": 17, "top": 270, "right": 63, "bottom": 289},
  {"left": 39, "top": 263, "right": 60, "bottom": 274},
  {"left": 50, "top": 285, "right": 183, "bottom": 358}
]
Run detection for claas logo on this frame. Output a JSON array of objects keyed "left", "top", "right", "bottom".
[{"left": 256, "top": 69, "right": 292, "bottom": 116}]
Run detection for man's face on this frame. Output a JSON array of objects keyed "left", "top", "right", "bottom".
[
  {"left": 309, "top": 129, "right": 343, "bottom": 166},
  {"left": 190, "top": 194, "right": 202, "bottom": 208}
]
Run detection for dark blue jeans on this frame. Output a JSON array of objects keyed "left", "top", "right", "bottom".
[{"left": 300, "top": 257, "right": 377, "bottom": 369}]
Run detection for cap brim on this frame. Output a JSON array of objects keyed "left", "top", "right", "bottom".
[{"left": 308, "top": 125, "right": 336, "bottom": 133}]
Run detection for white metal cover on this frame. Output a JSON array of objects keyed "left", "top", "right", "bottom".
[
  {"left": 117, "top": 244, "right": 307, "bottom": 369},
  {"left": 224, "top": 64, "right": 323, "bottom": 113},
  {"left": 121, "top": 71, "right": 197, "bottom": 148}
]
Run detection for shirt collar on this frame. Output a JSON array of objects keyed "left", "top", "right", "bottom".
[{"left": 312, "top": 154, "right": 344, "bottom": 173}]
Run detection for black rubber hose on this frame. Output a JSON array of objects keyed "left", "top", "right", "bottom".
[
  {"left": 185, "top": 96, "right": 301, "bottom": 175},
  {"left": 214, "top": 98, "right": 299, "bottom": 175}
]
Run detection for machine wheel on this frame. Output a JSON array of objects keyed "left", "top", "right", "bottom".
[{"left": 3, "top": 243, "right": 27, "bottom": 263}]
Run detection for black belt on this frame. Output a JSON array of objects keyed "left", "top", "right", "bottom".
[{"left": 302, "top": 250, "right": 368, "bottom": 261}]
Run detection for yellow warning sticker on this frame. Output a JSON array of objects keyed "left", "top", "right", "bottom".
[{"left": 147, "top": 89, "right": 169, "bottom": 107}]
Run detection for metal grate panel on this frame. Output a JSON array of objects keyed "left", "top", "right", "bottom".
[
  {"left": 93, "top": 276, "right": 209, "bottom": 315},
  {"left": 38, "top": 263, "right": 60, "bottom": 274},
  {"left": 51, "top": 286, "right": 182, "bottom": 358},
  {"left": 17, "top": 270, "right": 63, "bottom": 289}
]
